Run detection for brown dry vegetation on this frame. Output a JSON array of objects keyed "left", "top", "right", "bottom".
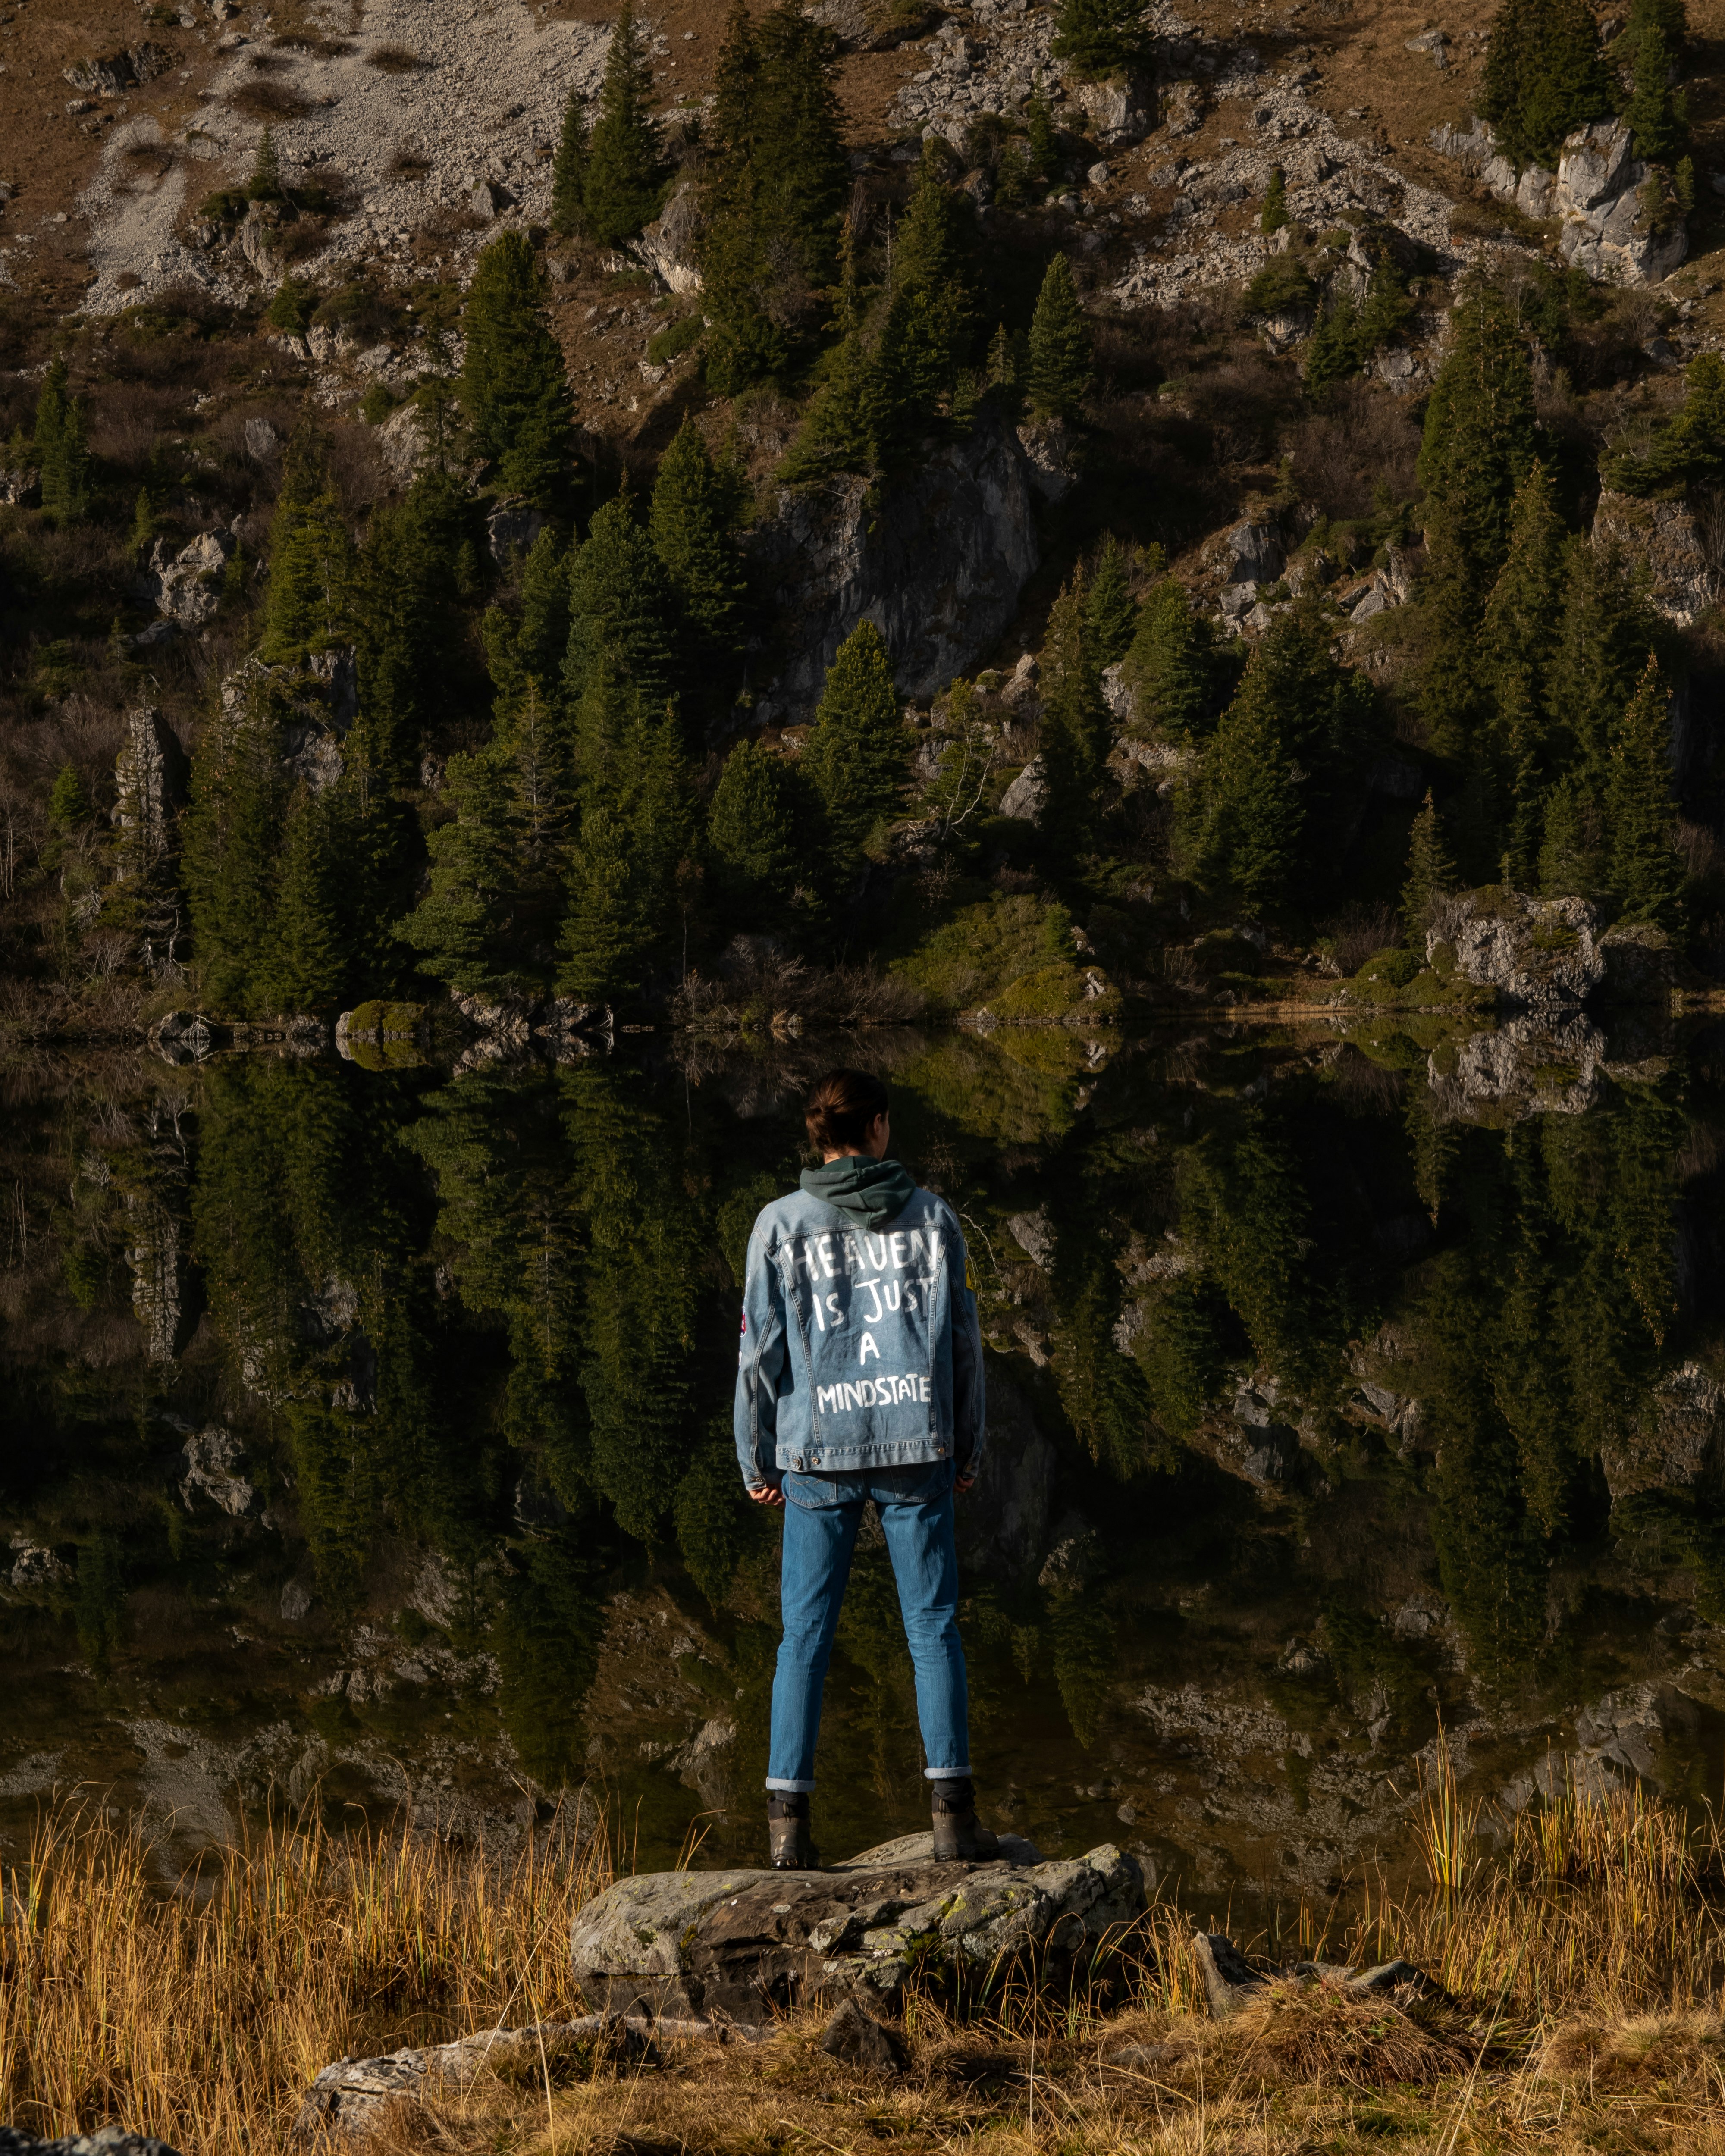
[{"left": 5, "top": 1764, "right": 1725, "bottom": 2156}]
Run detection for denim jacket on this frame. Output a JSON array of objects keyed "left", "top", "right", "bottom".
[{"left": 734, "top": 1184, "right": 985, "bottom": 1486}]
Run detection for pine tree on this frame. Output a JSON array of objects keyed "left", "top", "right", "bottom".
[
  {"left": 1548, "top": 542, "right": 1664, "bottom": 797},
  {"left": 1603, "top": 351, "right": 1725, "bottom": 495},
  {"left": 1260, "top": 166, "right": 1288, "bottom": 234},
  {"left": 34, "top": 359, "right": 89, "bottom": 525},
  {"left": 987, "top": 320, "right": 1024, "bottom": 407},
  {"left": 353, "top": 469, "right": 471, "bottom": 783},
  {"left": 518, "top": 523, "right": 573, "bottom": 687},
  {"left": 1038, "top": 572, "right": 1110, "bottom": 849},
  {"left": 1417, "top": 281, "right": 1537, "bottom": 755},
  {"left": 1051, "top": 0, "right": 1149, "bottom": 79},
  {"left": 265, "top": 787, "right": 348, "bottom": 1011},
  {"left": 1123, "top": 579, "right": 1226, "bottom": 737},
  {"left": 182, "top": 669, "right": 291, "bottom": 1011},
  {"left": 650, "top": 416, "right": 748, "bottom": 716},
  {"left": 559, "top": 671, "right": 692, "bottom": 999},
  {"left": 1606, "top": 654, "right": 1684, "bottom": 926},
  {"left": 803, "top": 620, "right": 908, "bottom": 870},
  {"left": 1178, "top": 659, "right": 1300, "bottom": 912},
  {"left": 707, "top": 739, "right": 816, "bottom": 921},
  {"left": 261, "top": 470, "right": 356, "bottom": 665},
  {"left": 550, "top": 89, "right": 589, "bottom": 236},
  {"left": 460, "top": 233, "right": 575, "bottom": 506},
  {"left": 1026, "top": 254, "right": 1092, "bottom": 423},
  {"left": 48, "top": 762, "right": 92, "bottom": 836},
  {"left": 1401, "top": 790, "right": 1455, "bottom": 949},
  {"left": 1481, "top": 0, "right": 1614, "bottom": 169},
  {"left": 1179, "top": 594, "right": 1375, "bottom": 906},
  {"left": 1302, "top": 292, "right": 1362, "bottom": 399},
  {"left": 698, "top": 0, "right": 847, "bottom": 392},
  {"left": 582, "top": 0, "right": 665, "bottom": 247},
  {"left": 249, "top": 124, "right": 282, "bottom": 201},
  {"left": 1537, "top": 772, "right": 1599, "bottom": 896},
  {"left": 128, "top": 486, "right": 157, "bottom": 559},
  {"left": 1026, "top": 93, "right": 1057, "bottom": 181},
  {"left": 1625, "top": 23, "right": 1687, "bottom": 161},
  {"left": 1084, "top": 533, "right": 1137, "bottom": 664},
  {"left": 1481, "top": 460, "right": 1568, "bottom": 881},
  {"left": 398, "top": 742, "right": 519, "bottom": 992},
  {"left": 564, "top": 489, "right": 678, "bottom": 720}
]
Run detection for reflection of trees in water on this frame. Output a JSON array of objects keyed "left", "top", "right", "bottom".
[{"left": 1, "top": 1034, "right": 1718, "bottom": 1861}]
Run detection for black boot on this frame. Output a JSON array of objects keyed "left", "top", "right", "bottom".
[
  {"left": 768, "top": 1792, "right": 819, "bottom": 1870},
  {"left": 931, "top": 1776, "right": 1000, "bottom": 1861}
]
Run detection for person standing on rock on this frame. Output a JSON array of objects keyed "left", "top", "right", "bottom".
[{"left": 734, "top": 1066, "right": 998, "bottom": 1871}]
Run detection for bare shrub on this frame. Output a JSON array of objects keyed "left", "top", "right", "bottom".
[
  {"left": 1284, "top": 380, "right": 1421, "bottom": 521},
  {"left": 1320, "top": 901, "right": 1399, "bottom": 975},
  {"left": 228, "top": 78, "right": 312, "bottom": 122},
  {"left": 673, "top": 937, "right": 925, "bottom": 1034}
]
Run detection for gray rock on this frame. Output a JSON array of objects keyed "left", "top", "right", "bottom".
[
  {"left": 1430, "top": 888, "right": 1605, "bottom": 1008},
  {"left": 1431, "top": 113, "right": 1684, "bottom": 285},
  {"left": 568, "top": 1842, "right": 1145, "bottom": 2025},
  {"left": 0, "top": 465, "right": 41, "bottom": 506},
  {"left": 750, "top": 413, "right": 1038, "bottom": 712},
  {"left": 1404, "top": 27, "right": 1448, "bottom": 67},
  {"left": 281, "top": 1578, "right": 313, "bottom": 1621},
  {"left": 1225, "top": 518, "right": 1283, "bottom": 583},
  {"left": 1194, "top": 1931, "right": 1452, "bottom": 2018},
  {"left": 1, "top": 2134, "right": 183, "bottom": 2156},
  {"left": 137, "top": 527, "right": 235, "bottom": 627},
  {"left": 1072, "top": 75, "right": 1155, "bottom": 148},
  {"left": 112, "top": 707, "right": 187, "bottom": 884},
  {"left": 1600, "top": 921, "right": 1675, "bottom": 1004},
  {"left": 8, "top": 1541, "right": 70, "bottom": 1589},
  {"left": 377, "top": 399, "right": 430, "bottom": 485},
  {"left": 1430, "top": 1011, "right": 1610, "bottom": 1123},
  {"left": 997, "top": 757, "right": 1047, "bottom": 824},
  {"left": 1592, "top": 490, "right": 1714, "bottom": 625},
  {"left": 1016, "top": 416, "right": 1081, "bottom": 503},
  {"left": 1006, "top": 1207, "right": 1055, "bottom": 1269},
  {"left": 296, "top": 2019, "right": 662, "bottom": 2140},
  {"left": 630, "top": 181, "right": 703, "bottom": 295},
  {"left": 180, "top": 1425, "right": 255, "bottom": 1517},
  {"left": 244, "top": 417, "right": 281, "bottom": 461},
  {"left": 486, "top": 495, "right": 546, "bottom": 565},
  {"left": 149, "top": 1010, "right": 216, "bottom": 1065},
  {"left": 1038, "top": 1510, "right": 1103, "bottom": 1588},
  {"left": 819, "top": 1997, "right": 909, "bottom": 2071}
]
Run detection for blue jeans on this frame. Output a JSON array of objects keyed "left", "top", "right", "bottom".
[{"left": 766, "top": 1459, "right": 970, "bottom": 1792}]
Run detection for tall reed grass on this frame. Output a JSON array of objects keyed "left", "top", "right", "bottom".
[
  {"left": 0, "top": 1796, "right": 607, "bottom": 2154},
  {"left": 6, "top": 1761, "right": 1725, "bottom": 2156}
]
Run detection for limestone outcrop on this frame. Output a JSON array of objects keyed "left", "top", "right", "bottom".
[
  {"left": 568, "top": 1838, "right": 1144, "bottom": 2025},
  {"left": 112, "top": 708, "right": 188, "bottom": 884},
  {"left": 1593, "top": 490, "right": 1715, "bottom": 625},
  {"left": 136, "top": 528, "right": 235, "bottom": 627},
  {"left": 1430, "top": 116, "right": 1686, "bottom": 285},
  {"left": 1429, "top": 890, "right": 1606, "bottom": 1009},
  {"left": 750, "top": 414, "right": 1038, "bottom": 717}
]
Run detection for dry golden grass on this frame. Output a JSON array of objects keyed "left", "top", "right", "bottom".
[{"left": 5, "top": 1759, "right": 1725, "bottom": 2156}]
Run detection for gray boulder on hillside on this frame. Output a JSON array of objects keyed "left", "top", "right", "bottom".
[
  {"left": 568, "top": 1839, "right": 1144, "bottom": 2025},
  {"left": 1592, "top": 491, "right": 1715, "bottom": 625},
  {"left": 750, "top": 414, "right": 1038, "bottom": 715},
  {"left": 1429, "top": 890, "right": 1605, "bottom": 1008}
]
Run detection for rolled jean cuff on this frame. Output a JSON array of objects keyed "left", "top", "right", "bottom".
[
  {"left": 923, "top": 1763, "right": 971, "bottom": 1780},
  {"left": 765, "top": 1777, "right": 818, "bottom": 1793}
]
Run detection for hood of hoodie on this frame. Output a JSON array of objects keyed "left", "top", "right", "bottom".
[{"left": 798, "top": 1155, "right": 919, "bottom": 1231}]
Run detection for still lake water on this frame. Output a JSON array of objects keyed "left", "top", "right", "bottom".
[{"left": 4, "top": 1014, "right": 1724, "bottom": 1920}]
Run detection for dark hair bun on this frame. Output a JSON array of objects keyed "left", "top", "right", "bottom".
[{"left": 805, "top": 1067, "right": 889, "bottom": 1156}]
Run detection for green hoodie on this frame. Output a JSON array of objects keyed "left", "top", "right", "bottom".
[{"left": 798, "top": 1154, "right": 918, "bottom": 1231}]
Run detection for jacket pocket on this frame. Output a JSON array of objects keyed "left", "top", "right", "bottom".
[{"left": 783, "top": 1469, "right": 866, "bottom": 1512}]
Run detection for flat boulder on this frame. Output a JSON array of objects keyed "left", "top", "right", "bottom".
[{"left": 569, "top": 1838, "right": 1143, "bottom": 2027}]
